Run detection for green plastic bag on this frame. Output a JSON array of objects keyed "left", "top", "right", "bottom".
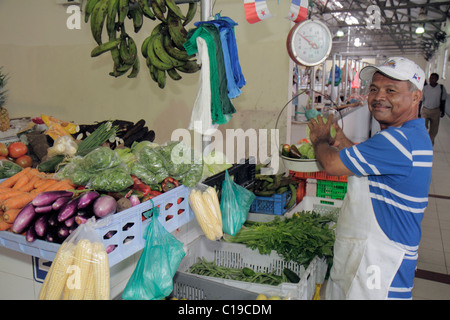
[
  {"left": 121, "top": 210, "right": 185, "bottom": 300},
  {"left": 220, "top": 170, "right": 256, "bottom": 236}
]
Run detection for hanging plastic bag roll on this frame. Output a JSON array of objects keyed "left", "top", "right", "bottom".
[{"left": 220, "top": 170, "right": 256, "bottom": 236}]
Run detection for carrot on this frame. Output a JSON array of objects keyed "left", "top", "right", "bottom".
[
  {"left": 2, "top": 193, "right": 34, "bottom": 211},
  {"left": 30, "top": 179, "right": 58, "bottom": 195},
  {"left": 18, "top": 174, "right": 41, "bottom": 192},
  {"left": 0, "top": 167, "right": 32, "bottom": 188},
  {"left": 44, "top": 179, "right": 75, "bottom": 192},
  {"left": 0, "top": 218, "right": 12, "bottom": 231},
  {"left": 0, "top": 190, "right": 27, "bottom": 201},
  {"left": 3, "top": 208, "right": 21, "bottom": 223},
  {"left": 12, "top": 174, "right": 30, "bottom": 190}
]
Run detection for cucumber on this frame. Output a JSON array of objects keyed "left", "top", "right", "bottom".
[
  {"left": 37, "top": 155, "right": 65, "bottom": 173},
  {"left": 283, "top": 268, "right": 300, "bottom": 283}
]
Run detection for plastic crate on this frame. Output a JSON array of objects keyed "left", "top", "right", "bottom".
[
  {"left": 316, "top": 180, "right": 347, "bottom": 200},
  {"left": 290, "top": 170, "right": 348, "bottom": 182},
  {"left": 0, "top": 185, "right": 194, "bottom": 267},
  {"left": 170, "top": 271, "right": 259, "bottom": 300},
  {"left": 288, "top": 195, "right": 343, "bottom": 218},
  {"left": 250, "top": 190, "right": 292, "bottom": 215},
  {"left": 203, "top": 158, "right": 256, "bottom": 200},
  {"left": 178, "top": 236, "right": 328, "bottom": 300}
]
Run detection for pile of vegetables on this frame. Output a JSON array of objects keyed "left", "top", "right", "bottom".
[
  {"left": 0, "top": 168, "right": 74, "bottom": 232},
  {"left": 10, "top": 189, "right": 118, "bottom": 244},
  {"left": 224, "top": 211, "right": 337, "bottom": 267},
  {"left": 189, "top": 258, "right": 301, "bottom": 286}
]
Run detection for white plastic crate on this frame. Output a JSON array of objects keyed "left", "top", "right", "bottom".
[
  {"left": 0, "top": 185, "right": 194, "bottom": 267},
  {"left": 286, "top": 195, "right": 343, "bottom": 218},
  {"left": 178, "top": 236, "right": 328, "bottom": 300}
]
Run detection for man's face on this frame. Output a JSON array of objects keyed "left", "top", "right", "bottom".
[
  {"left": 368, "top": 72, "right": 422, "bottom": 129},
  {"left": 429, "top": 74, "right": 438, "bottom": 87}
]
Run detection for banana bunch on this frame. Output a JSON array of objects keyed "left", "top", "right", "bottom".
[
  {"left": 84, "top": 0, "right": 200, "bottom": 87},
  {"left": 142, "top": 0, "right": 200, "bottom": 88}
]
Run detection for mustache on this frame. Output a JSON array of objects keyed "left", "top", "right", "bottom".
[{"left": 371, "top": 102, "right": 391, "bottom": 108}]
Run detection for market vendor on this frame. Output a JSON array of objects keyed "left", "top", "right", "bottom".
[{"left": 307, "top": 57, "right": 432, "bottom": 300}]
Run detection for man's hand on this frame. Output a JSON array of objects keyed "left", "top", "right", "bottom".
[{"left": 308, "top": 114, "right": 334, "bottom": 146}]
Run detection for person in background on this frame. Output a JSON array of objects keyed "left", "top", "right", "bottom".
[
  {"left": 421, "top": 72, "right": 447, "bottom": 145},
  {"left": 308, "top": 57, "right": 433, "bottom": 300}
]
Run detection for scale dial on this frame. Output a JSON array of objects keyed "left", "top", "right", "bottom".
[{"left": 287, "top": 20, "right": 332, "bottom": 67}]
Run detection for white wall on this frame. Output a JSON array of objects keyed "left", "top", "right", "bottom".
[{"left": 0, "top": 0, "right": 293, "bottom": 145}]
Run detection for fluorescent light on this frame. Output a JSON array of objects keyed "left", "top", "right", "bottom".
[
  {"left": 415, "top": 26, "right": 425, "bottom": 34},
  {"left": 336, "top": 30, "right": 345, "bottom": 37}
]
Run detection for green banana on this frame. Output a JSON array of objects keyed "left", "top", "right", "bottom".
[
  {"left": 163, "top": 34, "right": 191, "bottom": 61},
  {"left": 146, "top": 58, "right": 158, "bottom": 82},
  {"left": 164, "top": 0, "right": 185, "bottom": 20},
  {"left": 90, "top": 38, "right": 120, "bottom": 57},
  {"left": 176, "top": 59, "right": 201, "bottom": 73},
  {"left": 167, "top": 68, "right": 182, "bottom": 81},
  {"left": 119, "top": 36, "right": 135, "bottom": 65},
  {"left": 156, "top": 68, "right": 166, "bottom": 89},
  {"left": 91, "top": 0, "right": 109, "bottom": 45},
  {"left": 151, "top": 0, "right": 166, "bottom": 22},
  {"left": 118, "top": 0, "right": 129, "bottom": 24},
  {"left": 141, "top": 35, "right": 152, "bottom": 59},
  {"left": 138, "top": 0, "right": 155, "bottom": 20},
  {"left": 130, "top": 7, "right": 144, "bottom": 33},
  {"left": 155, "top": 0, "right": 167, "bottom": 13},
  {"left": 106, "top": 0, "right": 119, "bottom": 38},
  {"left": 128, "top": 57, "right": 140, "bottom": 78},
  {"left": 127, "top": 36, "right": 138, "bottom": 62},
  {"left": 110, "top": 47, "right": 121, "bottom": 66},
  {"left": 146, "top": 34, "right": 173, "bottom": 70},
  {"left": 167, "top": 11, "right": 187, "bottom": 50},
  {"left": 183, "top": 1, "right": 197, "bottom": 26},
  {"left": 285, "top": 184, "right": 297, "bottom": 209},
  {"left": 85, "top": 0, "right": 101, "bottom": 23},
  {"left": 153, "top": 33, "right": 184, "bottom": 67},
  {"left": 116, "top": 62, "right": 134, "bottom": 73}
]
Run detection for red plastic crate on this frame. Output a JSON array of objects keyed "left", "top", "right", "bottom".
[{"left": 290, "top": 170, "right": 348, "bottom": 182}]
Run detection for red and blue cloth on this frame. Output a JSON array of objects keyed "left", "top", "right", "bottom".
[
  {"left": 286, "top": 0, "right": 308, "bottom": 23},
  {"left": 244, "top": 0, "right": 273, "bottom": 24}
]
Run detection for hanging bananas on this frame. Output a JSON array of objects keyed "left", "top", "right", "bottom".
[{"left": 85, "top": 0, "right": 199, "bottom": 86}]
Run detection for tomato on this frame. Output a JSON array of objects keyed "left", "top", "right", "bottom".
[
  {"left": 0, "top": 143, "right": 8, "bottom": 157},
  {"left": 15, "top": 155, "right": 32, "bottom": 168},
  {"left": 8, "top": 142, "right": 28, "bottom": 159}
]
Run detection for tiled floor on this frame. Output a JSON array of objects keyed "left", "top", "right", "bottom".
[{"left": 413, "top": 115, "right": 450, "bottom": 300}]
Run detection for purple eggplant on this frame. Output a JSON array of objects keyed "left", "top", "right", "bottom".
[
  {"left": 32, "top": 190, "right": 74, "bottom": 207},
  {"left": 34, "top": 214, "right": 50, "bottom": 237},
  {"left": 12, "top": 203, "right": 36, "bottom": 234},
  {"left": 77, "top": 191, "right": 100, "bottom": 209},
  {"left": 52, "top": 196, "right": 72, "bottom": 211},
  {"left": 64, "top": 215, "right": 76, "bottom": 228},
  {"left": 35, "top": 205, "right": 53, "bottom": 214},
  {"left": 57, "top": 197, "right": 80, "bottom": 222},
  {"left": 47, "top": 213, "right": 59, "bottom": 227},
  {"left": 75, "top": 215, "right": 89, "bottom": 225},
  {"left": 57, "top": 225, "right": 70, "bottom": 240},
  {"left": 45, "top": 232, "right": 57, "bottom": 243},
  {"left": 26, "top": 226, "right": 37, "bottom": 243}
]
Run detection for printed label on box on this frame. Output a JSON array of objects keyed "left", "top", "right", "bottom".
[{"left": 32, "top": 257, "right": 51, "bottom": 283}]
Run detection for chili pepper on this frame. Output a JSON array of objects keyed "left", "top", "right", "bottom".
[
  {"left": 161, "top": 177, "right": 179, "bottom": 192},
  {"left": 142, "top": 190, "right": 163, "bottom": 202}
]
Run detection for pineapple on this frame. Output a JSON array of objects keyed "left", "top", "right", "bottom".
[{"left": 0, "top": 67, "right": 10, "bottom": 132}]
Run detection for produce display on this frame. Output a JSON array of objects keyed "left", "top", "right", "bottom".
[
  {"left": 85, "top": 0, "right": 200, "bottom": 88},
  {"left": 224, "top": 211, "right": 337, "bottom": 267},
  {"left": 189, "top": 257, "right": 299, "bottom": 286}
]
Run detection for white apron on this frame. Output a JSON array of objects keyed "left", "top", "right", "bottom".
[{"left": 325, "top": 176, "right": 406, "bottom": 300}]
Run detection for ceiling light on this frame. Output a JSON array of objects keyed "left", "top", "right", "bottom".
[
  {"left": 336, "top": 30, "right": 345, "bottom": 37},
  {"left": 415, "top": 25, "right": 425, "bottom": 34}
]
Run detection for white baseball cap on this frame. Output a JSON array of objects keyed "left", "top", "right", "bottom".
[{"left": 360, "top": 57, "right": 426, "bottom": 91}]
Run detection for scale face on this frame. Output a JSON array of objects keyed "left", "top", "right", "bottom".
[{"left": 287, "top": 20, "right": 332, "bottom": 67}]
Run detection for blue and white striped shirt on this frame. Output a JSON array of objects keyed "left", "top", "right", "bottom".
[{"left": 339, "top": 118, "right": 433, "bottom": 299}]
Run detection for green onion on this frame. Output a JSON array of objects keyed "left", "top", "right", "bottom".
[{"left": 76, "top": 121, "right": 119, "bottom": 156}]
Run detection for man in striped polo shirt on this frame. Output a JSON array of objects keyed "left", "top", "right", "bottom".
[{"left": 308, "top": 57, "right": 432, "bottom": 300}]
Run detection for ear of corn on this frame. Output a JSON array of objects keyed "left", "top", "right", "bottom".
[
  {"left": 92, "top": 242, "right": 110, "bottom": 300},
  {"left": 189, "top": 187, "right": 223, "bottom": 241},
  {"left": 39, "top": 242, "right": 75, "bottom": 300},
  {"left": 68, "top": 239, "right": 93, "bottom": 300}
]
